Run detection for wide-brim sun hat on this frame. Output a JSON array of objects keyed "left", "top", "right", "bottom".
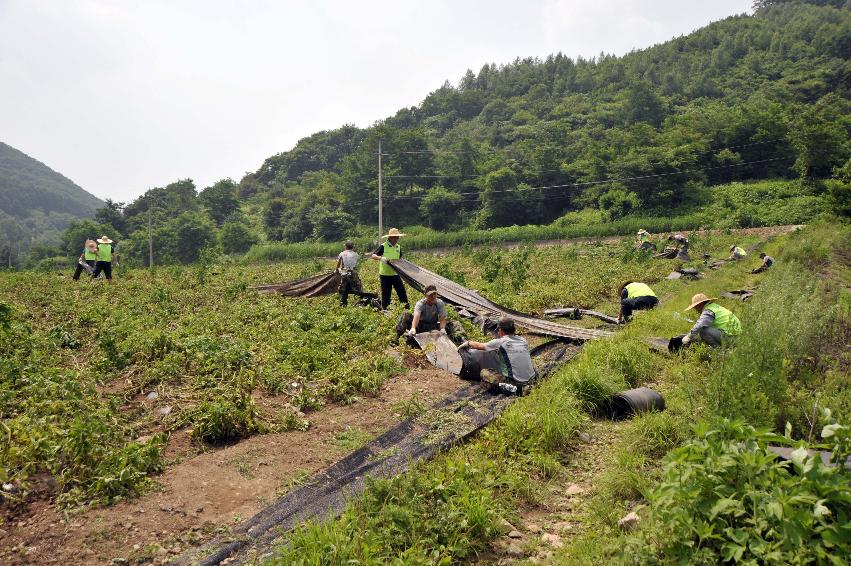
[
  {"left": 685, "top": 293, "right": 717, "bottom": 312},
  {"left": 85, "top": 240, "right": 97, "bottom": 252},
  {"left": 382, "top": 228, "right": 407, "bottom": 238},
  {"left": 97, "top": 236, "right": 113, "bottom": 244},
  {"left": 730, "top": 245, "right": 736, "bottom": 251}
]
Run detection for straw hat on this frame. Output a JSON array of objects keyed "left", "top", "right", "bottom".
[
  {"left": 729, "top": 245, "right": 736, "bottom": 251},
  {"left": 637, "top": 229, "right": 648, "bottom": 235},
  {"left": 424, "top": 284, "right": 438, "bottom": 297},
  {"left": 685, "top": 293, "right": 716, "bottom": 312},
  {"left": 382, "top": 228, "right": 406, "bottom": 239},
  {"left": 85, "top": 239, "right": 97, "bottom": 253},
  {"left": 97, "top": 235, "right": 114, "bottom": 244}
]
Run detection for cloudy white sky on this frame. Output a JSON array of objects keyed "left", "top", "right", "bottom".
[{"left": 0, "top": 0, "right": 752, "bottom": 202}]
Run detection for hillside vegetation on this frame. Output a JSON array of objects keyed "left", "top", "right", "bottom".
[
  {"left": 34, "top": 0, "right": 849, "bottom": 270},
  {"left": 0, "top": 142, "right": 103, "bottom": 257}
]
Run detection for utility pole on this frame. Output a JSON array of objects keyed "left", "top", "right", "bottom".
[
  {"left": 377, "top": 139, "right": 383, "bottom": 244},
  {"left": 148, "top": 200, "right": 153, "bottom": 268}
]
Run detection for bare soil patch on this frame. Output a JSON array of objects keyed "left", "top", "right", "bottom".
[{"left": 0, "top": 366, "right": 461, "bottom": 566}]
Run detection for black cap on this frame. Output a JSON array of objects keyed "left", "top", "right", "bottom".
[{"left": 498, "top": 317, "right": 515, "bottom": 334}]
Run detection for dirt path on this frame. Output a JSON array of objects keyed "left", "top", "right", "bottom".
[
  {"left": 484, "top": 419, "right": 628, "bottom": 564},
  {"left": 1, "top": 367, "right": 461, "bottom": 566}
]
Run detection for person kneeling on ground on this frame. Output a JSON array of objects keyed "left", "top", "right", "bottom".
[
  {"left": 752, "top": 252, "right": 774, "bottom": 274},
  {"left": 729, "top": 245, "right": 747, "bottom": 261},
  {"left": 397, "top": 284, "right": 465, "bottom": 343},
  {"left": 457, "top": 317, "right": 535, "bottom": 395},
  {"left": 618, "top": 281, "right": 659, "bottom": 323},
  {"left": 681, "top": 293, "right": 741, "bottom": 348},
  {"left": 635, "top": 229, "right": 655, "bottom": 251}
]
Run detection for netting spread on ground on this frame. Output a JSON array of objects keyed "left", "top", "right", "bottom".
[
  {"left": 179, "top": 342, "right": 581, "bottom": 565},
  {"left": 255, "top": 259, "right": 612, "bottom": 341}
]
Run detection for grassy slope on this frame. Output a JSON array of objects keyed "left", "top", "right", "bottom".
[{"left": 268, "top": 221, "right": 850, "bottom": 564}]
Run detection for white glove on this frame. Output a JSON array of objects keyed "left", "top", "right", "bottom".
[
  {"left": 405, "top": 329, "right": 416, "bottom": 337},
  {"left": 681, "top": 334, "right": 692, "bottom": 345},
  {"left": 439, "top": 328, "right": 447, "bottom": 336},
  {"left": 457, "top": 341, "right": 470, "bottom": 351},
  {"left": 380, "top": 257, "right": 389, "bottom": 264}
]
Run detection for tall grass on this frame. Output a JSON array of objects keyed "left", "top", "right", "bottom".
[
  {"left": 707, "top": 221, "right": 851, "bottom": 432},
  {"left": 243, "top": 213, "right": 709, "bottom": 262}
]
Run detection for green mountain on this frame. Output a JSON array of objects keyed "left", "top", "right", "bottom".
[
  {"left": 0, "top": 141, "right": 104, "bottom": 248},
  {"left": 238, "top": 0, "right": 848, "bottom": 237},
  {"left": 93, "top": 0, "right": 849, "bottom": 267}
]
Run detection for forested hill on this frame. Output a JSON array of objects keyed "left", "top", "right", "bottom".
[
  {"left": 57, "top": 1, "right": 849, "bottom": 268},
  {"left": 237, "top": 0, "right": 849, "bottom": 238},
  {"left": 0, "top": 142, "right": 103, "bottom": 247}
]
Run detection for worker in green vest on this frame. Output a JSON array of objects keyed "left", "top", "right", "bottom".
[
  {"left": 73, "top": 239, "right": 98, "bottom": 280},
  {"left": 729, "top": 245, "right": 747, "bottom": 260},
  {"left": 91, "top": 235, "right": 115, "bottom": 281},
  {"left": 370, "top": 227, "right": 409, "bottom": 310},
  {"left": 681, "top": 293, "right": 741, "bottom": 348},
  {"left": 618, "top": 281, "right": 659, "bottom": 323}
]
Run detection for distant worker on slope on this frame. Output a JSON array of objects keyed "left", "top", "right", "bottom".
[
  {"left": 618, "top": 281, "right": 659, "bottom": 323},
  {"left": 336, "top": 240, "right": 364, "bottom": 306},
  {"left": 666, "top": 233, "right": 690, "bottom": 260},
  {"left": 73, "top": 239, "right": 98, "bottom": 280},
  {"left": 91, "top": 236, "right": 115, "bottom": 282},
  {"left": 681, "top": 293, "right": 741, "bottom": 348},
  {"left": 457, "top": 317, "right": 535, "bottom": 396},
  {"left": 751, "top": 252, "right": 774, "bottom": 274},
  {"left": 398, "top": 284, "right": 466, "bottom": 343},
  {"left": 635, "top": 229, "right": 655, "bottom": 251},
  {"left": 370, "top": 228, "right": 409, "bottom": 310},
  {"left": 729, "top": 245, "right": 747, "bottom": 261}
]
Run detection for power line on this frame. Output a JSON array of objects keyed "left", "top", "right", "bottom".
[
  {"left": 382, "top": 137, "right": 790, "bottom": 180},
  {"left": 348, "top": 154, "right": 794, "bottom": 208}
]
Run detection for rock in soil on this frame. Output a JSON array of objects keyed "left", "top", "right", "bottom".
[
  {"left": 526, "top": 523, "right": 542, "bottom": 533},
  {"left": 508, "top": 530, "right": 522, "bottom": 539},
  {"left": 565, "top": 483, "right": 585, "bottom": 496},
  {"left": 506, "top": 542, "right": 525, "bottom": 557},
  {"left": 541, "top": 532, "right": 564, "bottom": 548}
]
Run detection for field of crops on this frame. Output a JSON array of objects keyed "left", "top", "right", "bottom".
[{"left": 0, "top": 228, "right": 784, "bottom": 564}]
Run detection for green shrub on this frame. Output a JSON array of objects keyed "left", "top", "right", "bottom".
[{"left": 622, "top": 419, "right": 851, "bottom": 565}]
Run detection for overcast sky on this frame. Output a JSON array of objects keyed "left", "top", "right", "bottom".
[{"left": 0, "top": 0, "right": 752, "bottom": 202}]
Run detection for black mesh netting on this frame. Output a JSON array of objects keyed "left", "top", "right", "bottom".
[{"left": 176, "top": 341, "right": 581, "bottom": 566}]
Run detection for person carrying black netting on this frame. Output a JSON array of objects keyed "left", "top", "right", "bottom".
[
  {"left": 336, "top": 240, "right": 364, "bottom": 306},
  {"left": 370, "top": 228, "right": 409, "bottom": 310},
  {"left": 73, "top": 239, "right": 98, "bottom": 280}
]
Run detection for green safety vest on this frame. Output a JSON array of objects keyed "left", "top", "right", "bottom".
[
  {"left": 639, "top": 233, "right": 650, "bottom": 243},
  {"left": 734, "top": 246, "right": 747, "bottom": 257},
  {"left": 83, "top": 248, "right": 97, "bottom": 261},
  {"left": 706, "top": 303, "right": 741, "bottom": 336},
  {"left": 97, "top": 242, "right": 112, "bottom": 262},
  {"left": 379, "top": 242, "right": 401, "bottom": 276},
  {"left": 626, "top": 282, "right": 656, "bottom": 299}
]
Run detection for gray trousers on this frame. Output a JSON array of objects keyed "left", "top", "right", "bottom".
[{"left": 696, "top": 326, "right": 725, "bottom": 347}]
